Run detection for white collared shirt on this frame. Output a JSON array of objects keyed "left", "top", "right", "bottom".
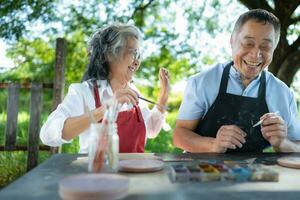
[{"left": 40, "top": 80, "right": 165, "bottom": 153}]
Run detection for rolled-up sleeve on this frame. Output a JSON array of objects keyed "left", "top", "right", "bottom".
[
  {"left": 286, "top": 90, "right": 300, "bottom": 140},
  {"left": 177, "top": 76, "right": 206, "bottom": 120},
  {"left": 40, "top": 84, "right": 85, "bottom": 146},
  {"left": 141, "top": 106, "right": 165, "bottom": 139}
]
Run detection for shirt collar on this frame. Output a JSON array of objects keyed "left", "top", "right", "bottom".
[
  {"left": 97, "top": 80, "right": 114, "bottom": 97},
  {"left": 97, "top": 80, "right": 135, "bottom": 98},
  {"left": 230, "top": 64, "right": 262, "bottom": 82}
]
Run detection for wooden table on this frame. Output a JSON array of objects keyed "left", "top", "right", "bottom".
[{"left": 1, "top": 153, "right": 300, "bottom": 200}]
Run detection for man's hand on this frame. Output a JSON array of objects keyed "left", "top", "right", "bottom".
[
  {"left": 260, "top": 112, "right": 287, "bottom": 149},
  {"left": 213, "top": 125, "right": 247, "bottom": 153}
]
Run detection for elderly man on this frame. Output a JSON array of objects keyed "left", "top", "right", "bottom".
[{"left": 174, "top": 9, "right": 300, "bottom": 153}]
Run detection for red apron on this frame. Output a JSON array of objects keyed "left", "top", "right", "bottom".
[{"left": 93, "top": 82, "right": 146, "bottom": 153}]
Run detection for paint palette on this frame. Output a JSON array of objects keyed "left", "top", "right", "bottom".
[{"left": 169, "top": 163, "right": 278, "bottom": 182}]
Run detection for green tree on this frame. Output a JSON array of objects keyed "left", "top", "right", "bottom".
[
  {"left": 0, "top": 38, "right": 55, "bottom": 82},
  {"left": 0, "top": 0, "right": 57, "bottom": 41},
  {"left": 1, "top": 0, "right": 203, "bottom": 83}
]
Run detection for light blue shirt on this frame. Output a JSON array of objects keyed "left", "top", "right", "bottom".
[{"left": 178, "top": 62, "right": 300, "bottom": 140}]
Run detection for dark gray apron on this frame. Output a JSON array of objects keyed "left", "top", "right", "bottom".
[{"left": 195, "top": 61, "right": 270, "bottom": 152}]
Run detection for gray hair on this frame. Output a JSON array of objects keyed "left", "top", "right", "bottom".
[
  {"left": 82, "top": 23, "right": 142, "bottom": 81},
  {"left": 233, "top": 9, "right": 281, "bottom": 45}
]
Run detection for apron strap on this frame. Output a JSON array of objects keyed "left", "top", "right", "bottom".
[
  {"left": 134, "top": 105, "right": 143, "bottom": 122},
  {"left": 219, "top": 61, "right": 266, "bottom": 102},
  {"left": 257, "top": 70, "right": 266, "bottom": 102},
  {"left": 93, "top": 80, "right": 102, "bottom": 108},
  {"left": 218, "top": 61, "right": 233, "bottom": 94}
]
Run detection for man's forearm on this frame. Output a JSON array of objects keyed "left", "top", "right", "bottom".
[
  {"left": 274, "top": 139, "right": 300, "bottom": 152},
  {"left": 173, "top": 127, "right": 215, "bottom": 152}
]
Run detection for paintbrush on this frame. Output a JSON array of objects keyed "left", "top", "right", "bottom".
[
  {"left": 138, "top": 96, "right": 169, "bottom": 111},
  {"left": 252, "top": 111, "right": 279, "bottom": 127}
]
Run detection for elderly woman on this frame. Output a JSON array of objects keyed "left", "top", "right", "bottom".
[{"left": 40, "top": 23, "right": 170, "bottom": 153}]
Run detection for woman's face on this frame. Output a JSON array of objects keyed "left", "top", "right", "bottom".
[{"left": 109, "top": 37, "right": 141, "bottom": 83}]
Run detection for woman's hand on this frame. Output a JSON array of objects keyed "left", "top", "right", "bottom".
[
  {"left": 114, "top": 87, "right": 139, "bottom": 105},
  {"left": 158, "top": 68, "right": 170, "bottom": 113}
]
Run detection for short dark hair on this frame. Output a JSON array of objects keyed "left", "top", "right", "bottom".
[
  {"left": 233, "top": 9, "right": 281, "bottom": 44},
  {"left": 82, "top": 23, "right": 142, "bottom": 82}
]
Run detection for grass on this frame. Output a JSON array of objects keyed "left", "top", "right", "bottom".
[
  {"left": 0, "top": 151, "right": 51, "bottom": 188},
  {"left": 0, "top": 89, "right": 55, "bottom": 188}
]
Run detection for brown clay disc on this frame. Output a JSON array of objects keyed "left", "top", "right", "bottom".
[
  {"left": 277, "top": 156, "right": 300, "bottom": 169},
  {"left": 59, "top": 173, "right": 129, "bottom": 200},
  {"left": 118, "top": 159, "right": 164, "bottom": 173}
]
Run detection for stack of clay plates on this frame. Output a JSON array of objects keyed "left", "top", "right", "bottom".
[
  {"left": 59, "top": 173, "right": 129, "bottom": 200},
  {"left": 118, "top": 159, "right": 164, "bottom": 173}
]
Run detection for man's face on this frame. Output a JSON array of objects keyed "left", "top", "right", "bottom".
[{"left": 231, "top": 20, "right": 277, "bottom": 85}]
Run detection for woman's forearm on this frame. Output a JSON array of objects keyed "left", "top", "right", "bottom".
[
  {"left": 157, "top": 95, "right": 168, "bottom": 113},
  {"left": 62, "top": 106, "right": 105, "bottom": 140},
  {"left": 62, "top": 114, "right": 91, "bottom": 140}
]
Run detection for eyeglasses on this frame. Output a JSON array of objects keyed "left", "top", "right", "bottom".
[{"left": 127, "top": 48, "right": 142, "bottom": 61}]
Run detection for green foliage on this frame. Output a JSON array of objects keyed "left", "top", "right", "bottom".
[
  {"left": 142, "top": 91, "right": 183, "bottom": 153},
  {"left": 0, "top": 0, "right": 233, "bottom": 85},
  {"left": 0, "top": 152, "right": 26, "bottom": 188},
  {"left": 61, "top": 137, "right": 80, "bottom": 153},
  {"left": 1, "top": 38, "right": 55, "bottom": 82},
  {"left": 0, "top": 113, "right": 6, "bottom": 145},
  {"left": 0, "top": 31, "right": 87, "bottom": 85},
  {"left": 0, "top": 89, "right": 54, "bottom": 145},
  {"left": 0, "top": 87, "right": 53, "bottom": 188},
  {"left": 145, "top": 111, "right": 182, "bottom": 153},
  {"left": 263, "top": 146, "right": 275, "bottom": 153},
  {"left": 0, "top": 151, "right": 51, "bottom": 188},
  {"left": 0, "top": 0, "right": 58, "bottom": 41},
  {"left": 65, "top": 30, "right": 88, "bottom": 84},
  {"left": 139, "top": 46, "right": 195, "bottom": 87},
  {"left": 0, "top": 88, "right": 56, "bottom": 188},
  {"left": 0, "top": 89, "right": 7, "bottom": 144},
  {"left": 202, "top": 54, "right": 216, "bottom": 65}
]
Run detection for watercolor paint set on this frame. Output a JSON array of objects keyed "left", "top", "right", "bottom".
[{"left": 169, "top": 163, "right": 278, "bottom": 182}]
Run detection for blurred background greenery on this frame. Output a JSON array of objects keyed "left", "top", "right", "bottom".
[{"left": 0, "top": 0, "right": 299, "bottom": 187}]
